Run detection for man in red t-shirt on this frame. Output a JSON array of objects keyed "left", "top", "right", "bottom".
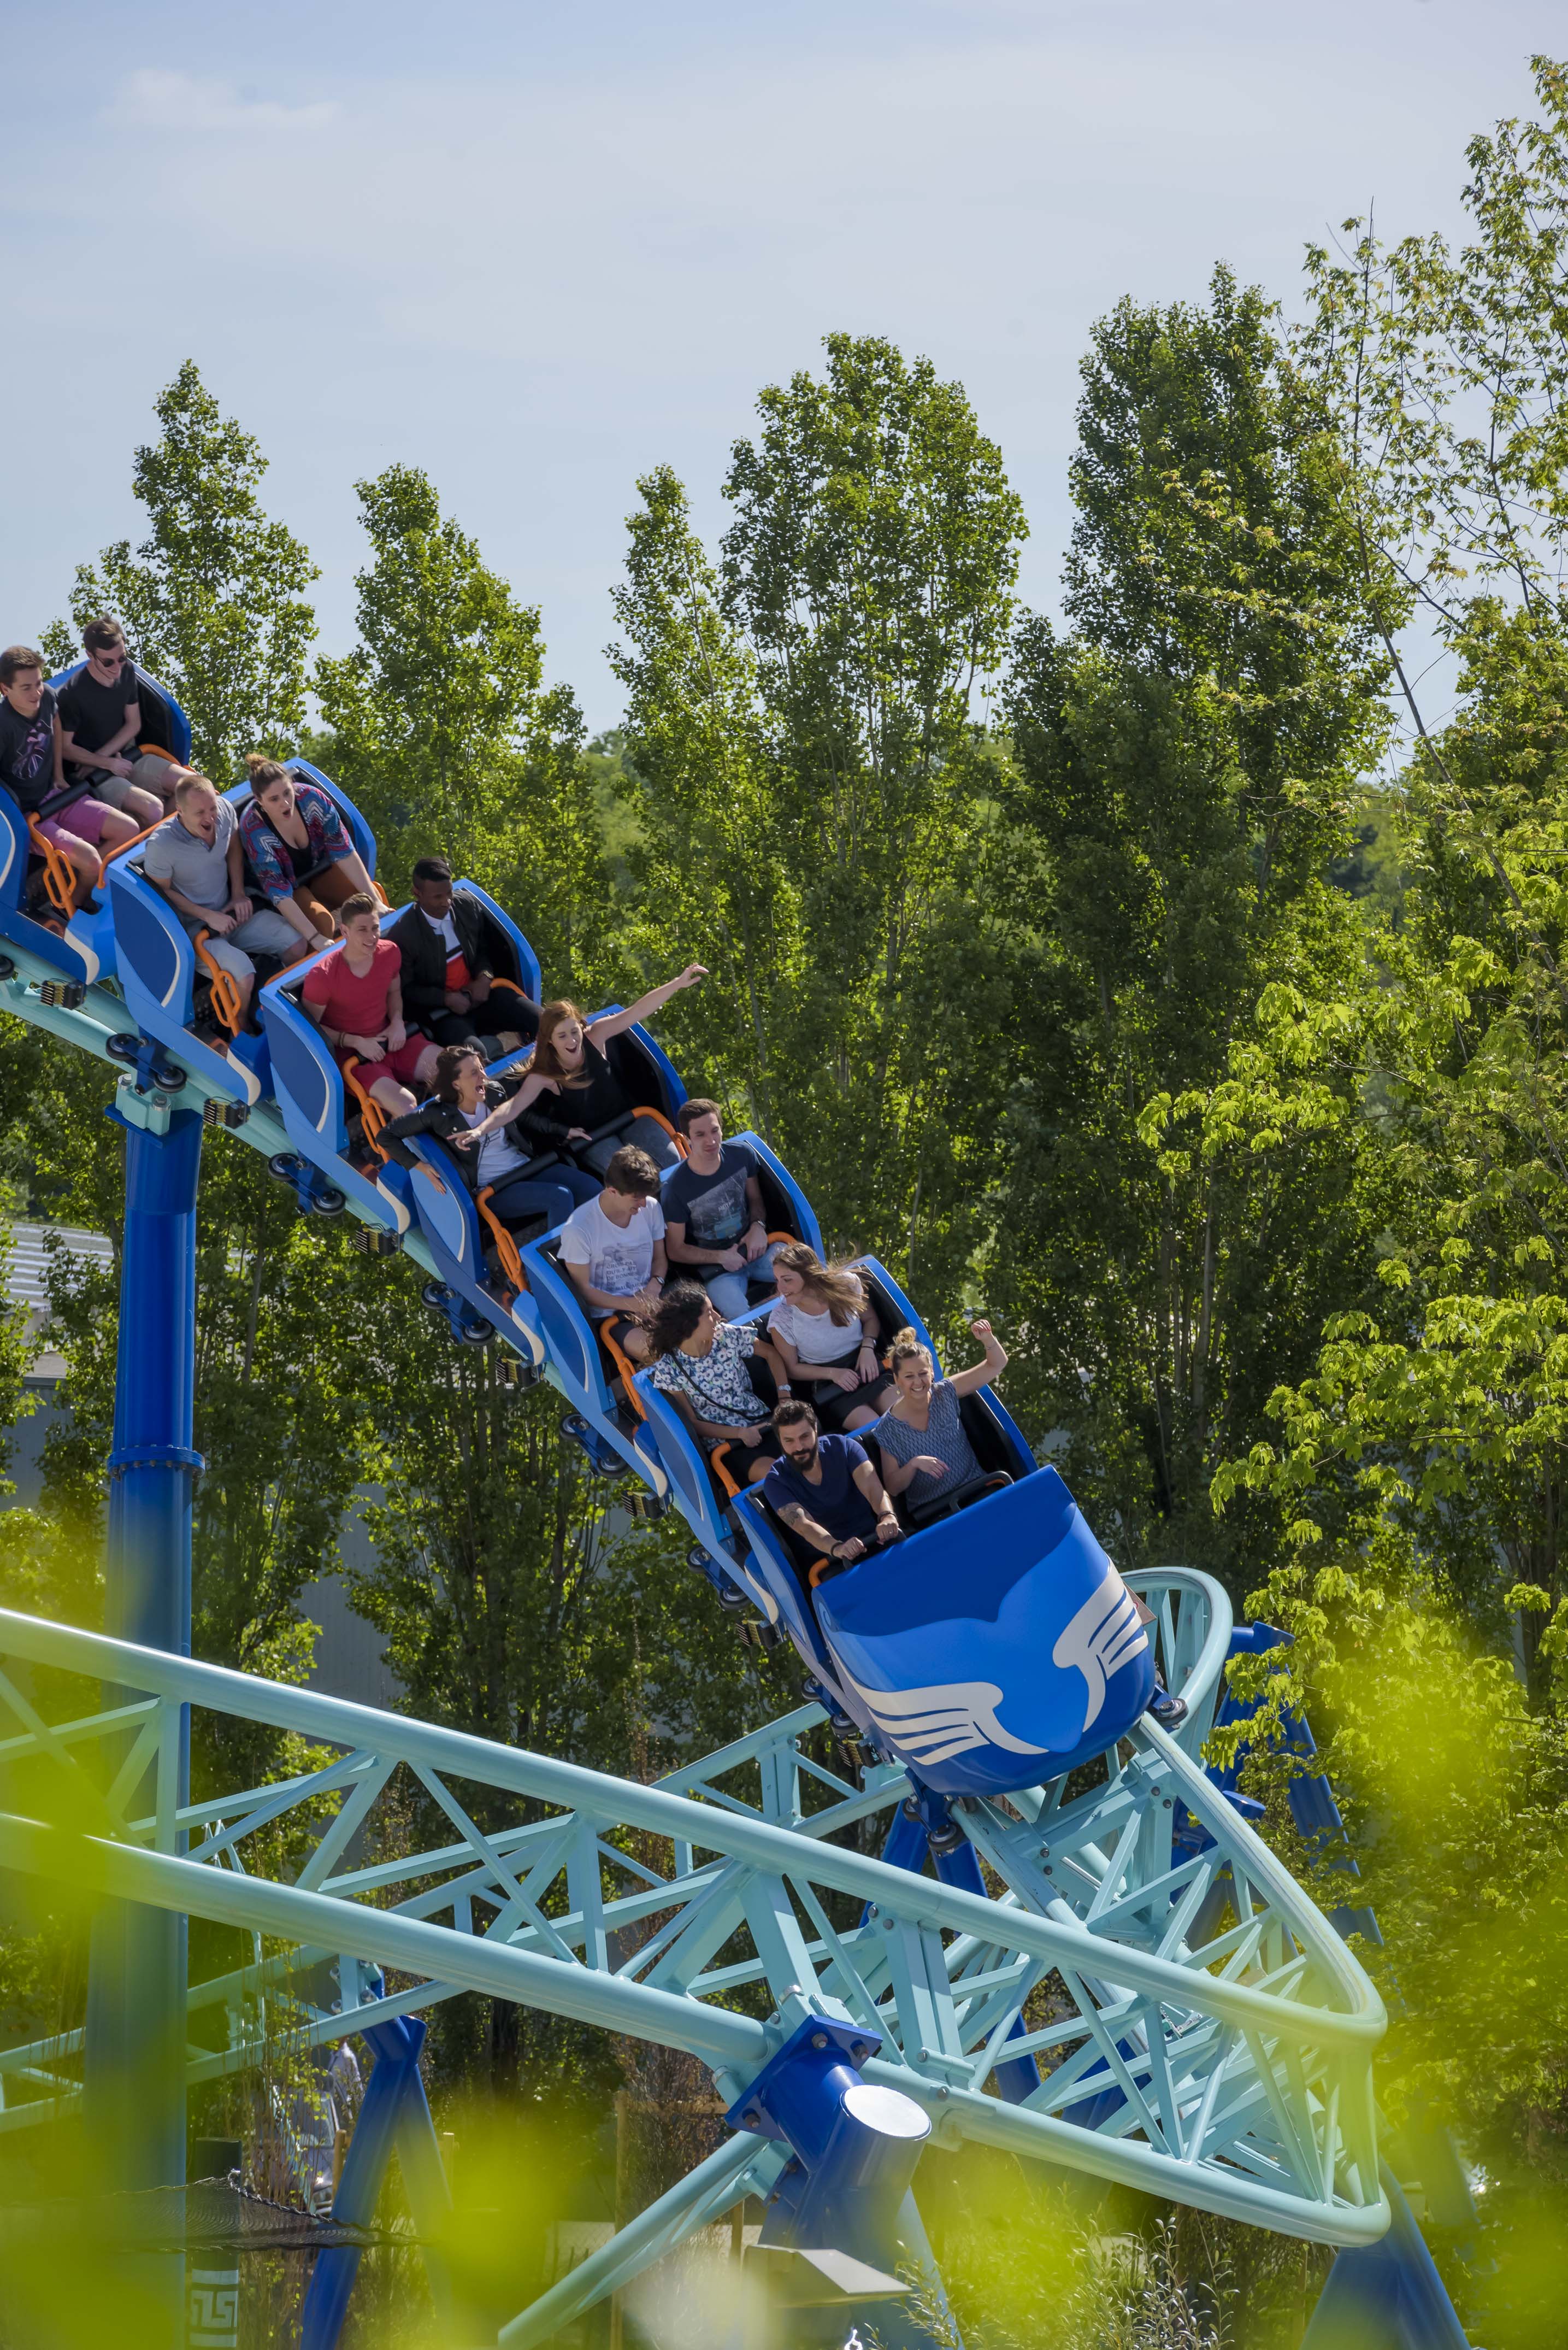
[{"left": 301, "top": 892, "right": 441, "bottom": 1116}]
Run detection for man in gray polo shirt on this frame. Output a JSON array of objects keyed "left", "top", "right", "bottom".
[{"left": 142, "top": 772, "right": 303, "bottom": 1029}]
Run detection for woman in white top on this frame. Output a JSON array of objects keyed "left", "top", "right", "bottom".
[
  {"left": 380, "top": 1046, "right": 600, "bottom": 1234},
  {"left": 765, "top": 1242, "right": 895, "bottom": 1433}
]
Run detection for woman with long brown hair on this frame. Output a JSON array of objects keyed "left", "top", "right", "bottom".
[
  {"left": 453, "top": 965, "right": 706, "bottom": 1175},
  {"left": 238, "top": 755, "right": 373, "bottom": 950},
  {"left": 765, "top": 1243, "right": 895, "bottom": 1432}
]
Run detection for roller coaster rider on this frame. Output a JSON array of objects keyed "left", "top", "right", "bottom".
[
  {"left": 381, "top": 1044, "right": 599, "bottom": 1234},
  {"left": 389, "top": 854, "right": 541, "bottom": 1058},
  {"left": 764, "top": 1396, "right": 904, "bottom": 1573},
  {"left": 238, "top": 753, "right": 375, "bottom": 951},
  {"left": 300, "top": 890, "right": 441, "bottom": 1115},
  {"left": 456, "top": 963, "right": 708, "bottom": 1174},
  {"left": 664, "top": 1097, "right": 785, "bottom": 1317},
  {"left": 556, "top": 1144, "right": 668, "bottom": 1363},
  {"left": 56, "top": 618, "right": 173, "bottom": 818},
  {"left": 143, "top": 771, "right": 308, "bottom": 1024},
  {"left": 646, "top": 1280, "right": 791, "bottom": 1484},
  {"left": 873, "top": 1319, "right": 1012, "bottom": 1525},
  {"left": 765, "top": 1243, "right": 897, "bottom": 1433},
  {"left": 0, "top": 644, "right": 143, "bottom": 908}
]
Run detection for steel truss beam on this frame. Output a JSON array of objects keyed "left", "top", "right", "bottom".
[{"left": 0, "top": 1585, "right": 1386, "bottom": 2260}]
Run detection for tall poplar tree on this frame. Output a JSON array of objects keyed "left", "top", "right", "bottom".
[
  {"left": 67, "top": 360, "right": 318, "bottom": 777},
  {"left": 612, "top": 334, "right": 1026, "bottom": 1276},
  {"left": 987, "top": 270, "right": 1391, "bottom": 1579},
  {"left": 314, "top": 465, "right": 612, "bottom": 986}
]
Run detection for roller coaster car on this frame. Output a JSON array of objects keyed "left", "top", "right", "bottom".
[
  {"left": 739, "top": 1450, "right": 1157, "bottom": 1800},
  {"left": 525, "top": 1123, "right": 821, "bottom": 1500},
  {"left": 0, "top": 663, "right": 193, "bottom": 996},
  {"left": 0, "top": 785, "right": 115, "bottom": 994},
  {"left": 638, "top": 1256, "right": 1018, "bottom": 1628},
  {"left": 261, "top": 872, "right": 541, "bottom": 1239}
]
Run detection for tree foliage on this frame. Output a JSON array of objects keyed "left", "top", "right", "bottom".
[
  {"left": 980, "top": 272, "right": 1391, "bottom": 1584},
  {"left": 612, "top": 335, "right": 1025, "bottom": 1276},
  {"left": 67, "top": 359, "right": 317, "bottom": 777},
  {"left": 314, "top": 466, "right": 612, "bottom": 991}
]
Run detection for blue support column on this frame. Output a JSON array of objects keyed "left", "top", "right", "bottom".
[
  {"left": 83, "top": 1089, "right": 203, "bottom": 2349},
  {"left": 299, "top": 2012, "right": 456, "bottom": 2350},
  {"left": 1302, "top": 2170, "right": 1471, "bottom": 2349}
]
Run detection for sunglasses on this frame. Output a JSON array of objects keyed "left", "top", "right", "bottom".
[{"left": 91, "top": 648, "right": 127, "bottom": 667}]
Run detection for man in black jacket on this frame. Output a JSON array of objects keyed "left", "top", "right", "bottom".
[{"left": 390, "top": 856, "right": 543, "bottom": 1056}]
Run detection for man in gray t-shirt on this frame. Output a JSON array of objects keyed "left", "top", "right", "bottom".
[{"left": 141, "top": 773, "right": 301, "bottom": 1022}]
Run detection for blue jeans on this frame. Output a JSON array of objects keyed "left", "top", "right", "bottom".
[
  {"left": 489, "top": 1164, "right": 598, "bottom": 1232},
  {"left": 580, "top": 1115, "right": 679, "bottom": 1174},
  {"left": 701, "top": 1240, "right": 784, "bottom": 1321}
]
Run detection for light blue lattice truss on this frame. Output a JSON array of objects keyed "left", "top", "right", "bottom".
[{"left": 0, "top": 1575, "right": 1385, "bottom": 2258}]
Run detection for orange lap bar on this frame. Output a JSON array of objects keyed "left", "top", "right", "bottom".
[
  {"left": 475, "top": 1184, "right": 526, "bottom": 1296},
  {"left": 193, "top": 931, "right": 246, "bottom": 1037},
  {"left": 599, "top": 1316, "right": 648, "bottom": 1416},
  {"left": 26, "top": 816, "right": 82, "bottom": 919},
  {"left": 342, "top": 1057, "right": 390, "bottom": 1159}
]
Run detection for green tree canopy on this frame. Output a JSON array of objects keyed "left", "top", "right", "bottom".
[{"left": 68, "top": 360, "right": 318, "bottom": 777}]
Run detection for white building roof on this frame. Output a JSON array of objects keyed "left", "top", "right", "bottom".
[{"left": 7, "top": 1223, "right": 115, "bottom": 1374}]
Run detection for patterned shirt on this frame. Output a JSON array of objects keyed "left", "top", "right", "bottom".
[
  {"left": 650, "top": 1320, "right": 766, "bottom": 1425},
  {"left": 240, "top": 779, "right": 352, "bottom": 903}
]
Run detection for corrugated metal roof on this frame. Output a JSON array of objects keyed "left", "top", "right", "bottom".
[{"left": 6, "top": 1222, "right": 114, "bottom": 1315}]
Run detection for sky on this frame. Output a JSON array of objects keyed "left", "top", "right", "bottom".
[{"left": 4, "top": 1, "right": 1567, "bottom": 731}]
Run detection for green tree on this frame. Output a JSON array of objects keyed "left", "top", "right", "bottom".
[
  {"left": 985, "top": 270, "right": 1392, "bottom": 1579},
  {"left": 612, "top": 336, "right": 1027, "bottom": 1277},
  {"left": 314, "top": 466, "right": 611, "bottom": 988},
  {"left": 68, "top": 361, "right": 317, "bottom": 777}
]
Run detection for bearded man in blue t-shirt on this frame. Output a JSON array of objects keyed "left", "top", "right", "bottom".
[{"left": 762, "top": 1397, "right": 905, "bottom": 1576}]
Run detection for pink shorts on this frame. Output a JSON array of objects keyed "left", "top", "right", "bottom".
[
  {"left": 336, "top": 1034, "right": 429, "bottom": 1088},
  {"left": 38, "top": 797, "right": 113, "bottom": 850}
]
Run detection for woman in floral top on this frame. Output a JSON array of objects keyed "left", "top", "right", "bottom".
[
  {"left": 647, "top": 1282, "right": 792, "bottom": 1485},
  {"left": 238, "top": 755, "right": 374, "bottom": 951}
]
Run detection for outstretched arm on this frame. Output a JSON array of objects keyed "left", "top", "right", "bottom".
[
  {"left": 949, "top": 1318, "right": 1009, "bottom": 1398},
  {"left": 589, "top": 963, "right": 708, "bottom": 1044},
  {"left": 457, "top": 1072, "right": 546, "bottom": 1145}
]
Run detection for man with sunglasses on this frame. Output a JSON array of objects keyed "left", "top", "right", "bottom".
[{"left": 57, "top": 618, "right": 169, "bottom": 822}]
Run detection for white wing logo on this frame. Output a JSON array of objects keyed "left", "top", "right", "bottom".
[
  {"left": 844, "top": 1672, "right": 1045, "bottom": 1769},
  {"left": 1052, "top": 1575, "right": 1148, "bottom": 1734}
]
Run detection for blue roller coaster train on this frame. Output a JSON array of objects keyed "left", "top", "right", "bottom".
[{"left": 0, "top": 666, "right": 1478, "bottom": 2349}]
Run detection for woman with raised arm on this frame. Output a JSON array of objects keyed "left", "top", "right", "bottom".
[
  {"left": 765, "top": 1243, "right": 896, "bottom": 1435},
  {"left": 380, "top": 1044, "right": 600, "bottom": 1235},
  {"left": 453, "top": 965, "right": 706, "bottom": 1176},
  {"left": 872, "top": 1320, "right": 1009, "bottom": 1512}
]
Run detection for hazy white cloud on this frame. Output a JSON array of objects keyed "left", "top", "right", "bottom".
[{"left": 117, "top": 68, "right": 339, "bottom": 133}]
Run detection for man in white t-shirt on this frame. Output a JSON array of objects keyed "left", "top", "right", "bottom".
[{"left": 556, "top": 1144, "right": 668, "bottom": 1361}]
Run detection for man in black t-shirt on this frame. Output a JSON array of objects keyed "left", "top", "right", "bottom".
[
  {"left": 665, "top": 1097, "right": 783, "bottom": 1318},
  {"left": 56, "top": 618, "right": 169, "bottom": 820},
  {"left": 0, "top": 644, "right": 139, "bottom": 906}
]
